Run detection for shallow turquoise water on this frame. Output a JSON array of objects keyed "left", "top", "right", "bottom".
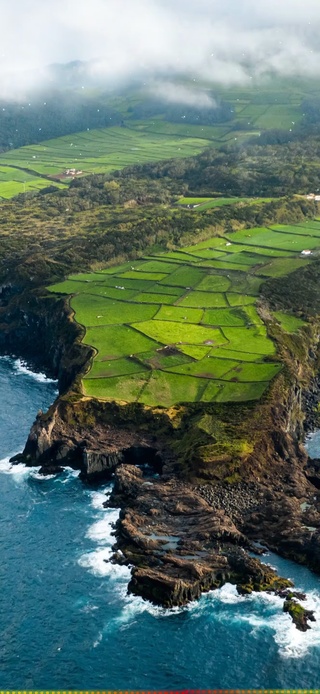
[{"left": 1, "top": 356, "right": 320, "bottom": 689}]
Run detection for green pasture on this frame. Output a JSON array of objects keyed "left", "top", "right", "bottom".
[
  {"left": 146, "top": 284, "right": 186, "bottom": 296},
  {"left": 178, "top": 345, "right": 213, "bottom": 360},
  {"left": 0, "top": 78, "right": 310, "bottom": 200},
  {"left": 134, "top": 292, "right": 179, "bottom": 305},
  {"left": 195, "top": 259, "right": 254, "bottom": 272},
  {"left": 211, "top": 381, "right": 269, "bottom": 403},
  {"left": 136, "top": 371, "right": 207, "bottom": 408},
  {"left": 83, "top": 373, "right": 150, "bottom": 402},
  {"left": 273, "top": 311, "right": 306, "bottom": 333},
  {"left": 135, "top": 260, "right": 182, "bottom": 274},
  {"left": 0, "top": 165, "right": 65, "bottom": 199},
  {"left": 270, "top": 224, "right": 320, "bottom": 238},
  {"left": 178, "top": 197, "right": 272, "bottom": 210},
  {"left": 88, "top": 357, "right": 149, "bottom": 379},
  {"left": 159, "top": 266, "right": 204, "bottom": 287},
  {"left": 83, "top": 324, "right": 160, "bottom": 359},
  {"left": 71, "top": 295, "right": 158, "bottom": 327},
  {"left": 257, "top": 257, "right": 310, "bottom": 278},
  {"left": 0, "top": 126, "right": 212, "bottom": 195},
  {"left": 48, "top": 217, "right": 320, "bottom": 407},
  {"left": 184, "top": 248, "right": 226, "bottom": 260},
  {"left": 131, "top": 319, "right": 226, "bottom": 347},
  {"left": 179, "top": 292, "right": 229, "bottom": 308},
  {"left": 254, "top": 104, "right": 302, "bottom": 129},
  {"left": 209, "top": 347, "right": 264, "bottom": 362},
  {"left": 202, "top": 308, "right": 246, "bottom": 327},
  {"left": 196, "top": 275, "right": 231, "bottom": 292},
  {"left": 228, "top": 228, "right": 320, "bottom": 252},
  {"left": 222, "top": 327, "right": 275, "bottom": 355},
  {"left": 226, "top": 293, "right": 257, "bottom": 307},
  {"left": 137, "top": 349, "right": 192, "bottom": 370},
  {"left": 155, "top": 306, "right": 204, "bottom": 323}
]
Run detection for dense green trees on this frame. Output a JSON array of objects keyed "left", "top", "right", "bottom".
[
  {"left": 112, "top": 134, "right": 320, "bottom": 197},
  {"left": 129, "top": 98, "right": 233, "bottom": 125},
  {"left": 0, "top": 174, "right": 316, "bottom": 292},
  {"left": 0, "top": 93, "right": 121, "bottom": 151},
  {"left": 0, "top": 120, "right": 319, "bottom": 293}
]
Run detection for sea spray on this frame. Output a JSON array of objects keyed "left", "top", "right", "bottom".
[{"left": 12, "top": 358, "right": 58, "bottom": 384}]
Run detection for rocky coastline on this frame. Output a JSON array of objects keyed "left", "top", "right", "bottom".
[{"left": 1, "top": 273, "right": 320, "bottom": 630}]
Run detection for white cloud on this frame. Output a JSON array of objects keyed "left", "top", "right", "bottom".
[
  {"left": 1, "top": 0, "right": 320, "bottom": 98},
  {"left": 149, "top": 81, "right": 217, "bottom": 108}
]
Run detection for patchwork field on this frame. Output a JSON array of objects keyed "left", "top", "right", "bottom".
[
  {"left": 48, "top": 219, "right": 319, "bottom": 407},
  {"left": 0, "top": 82, "right": 309, "bottom": 200},
  {"left": 0, "top": 127, "right": 211, "bottom": 198}
]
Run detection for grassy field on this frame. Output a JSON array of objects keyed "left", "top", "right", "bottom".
[
  {"left": 177, "top": 197, "right": 272, "bottom": 210},
  {"left": 0, "top": 81, "right": 309, "bottom": 200},
  {"left": 0, "top": 165, "right": 65, "bottom": 198},
  {"left": 48, "top": 218, "right": 319, "bottom": 407},
  {"left": 0, "top": 127, "right": 211, "bottom": 198}
]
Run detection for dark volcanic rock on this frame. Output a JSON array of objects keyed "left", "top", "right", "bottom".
[
  {"left": 38, "top": 465, "right": 64, "bottom": 476},
  {"left": 283, "top": 597, "right": 316, "bottom": 632},
  {"left": 3, "top": 260, "right": 320, "bottom": 620},
  {"left": 108, "top": 465, "right": 293, "bottom": 608},
  {"left": 18, "top": 399, "right": 164, "bottom": 482}
]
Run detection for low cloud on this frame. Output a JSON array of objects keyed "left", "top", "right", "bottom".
[
  {"left": 148, "top": 82, "right": 217, "bottom": 108},
  {"left": 1, "top": 0, "right": 320, "bottom": 99}
]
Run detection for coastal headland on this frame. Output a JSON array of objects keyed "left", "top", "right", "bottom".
[
  {"left": 1, "top": 129, "right": 320, "bottom": 628},
  {"left": 1, "top": 219, "right": 320, "bottom": 627}
]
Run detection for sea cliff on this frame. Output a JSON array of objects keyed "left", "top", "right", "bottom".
[{"left": 1, "top": 260, "right": 320, "bottom": 626}]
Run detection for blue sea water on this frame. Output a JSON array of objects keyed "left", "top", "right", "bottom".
[{"left": 1, "top": 356, "right": 320, "bottom": 689}]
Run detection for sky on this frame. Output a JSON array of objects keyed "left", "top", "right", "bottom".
[{"left": 1, "top": 0, "right": 320, "bottom": 98}]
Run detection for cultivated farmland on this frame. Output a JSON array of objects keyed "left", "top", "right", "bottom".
[
  {"left": 0, "top": 81, "right": 310, "bottom": 200},
  {"left": 48, "top": 219, "right": 318, "bottom": 408}
]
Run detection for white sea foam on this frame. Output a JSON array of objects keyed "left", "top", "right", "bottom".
[
  {"left": 0, "top": 455, "right": 34, "bottom": 477},
  {"left": 109, "top": 594, "right": 175, "bottom": 629},
  {"left": 209, "top": 582, "right": 249, "bottom": 605},
  {"left": 55, "top": 468, "right": 80, "bottom": 483},
  {"left": 12, "top": 358, "right": 58, "bottom": 384},
  {"left": 232, "top": 586, "right": 320, "bottom": 659},
  {"left": 79, "top": 468, "right": 320, "bottom": 654},
  {"left": 29, "top": 471, "right": 56, "bottom": 480},
  {"left": 182, "top": 579, "right": 320, "bottom": 659},
  {"left": 79, "top": 481, "right": 131, "bottom": 580},
  {"left": 88, "top": 487, "right": 111, "bottom": 509},
  {"left": 0, "top": 456, "right": 79, "bottom": 482},
  {"left": 93, "top": 631, "right": 103, "bottom": 648},
  {"left": 86, "top": 512, "right": 119, "bottom": 544},
  {"left": 274, "top": 589, "right": 320, "bottom": 658},
  {"left": 79, "top": 546, "right": 131, "bottom": 579}
]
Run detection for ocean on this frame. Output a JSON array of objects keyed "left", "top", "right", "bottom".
[{"left": 1, "top": 355, "right": 320, "bottom": 689}]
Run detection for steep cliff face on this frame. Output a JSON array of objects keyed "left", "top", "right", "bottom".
[
  {"left": 0, "top": 288, "right": 92, "bottom": 391},
  {"left": 2, "top": 266, "right": 320, "bottom": 613}
]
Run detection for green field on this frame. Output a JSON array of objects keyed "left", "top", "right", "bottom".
[
  {"left": 178, "top": 197, "right": 272, "bottom": 210},
  {"left": 0, "top": 127, "right": 211, "bottom": 199},
  {"left": 48, "top": 217, "right": 318, "bottom": 407},
  {"left": 0, "top": 165, "right": 65, "bottom": 198},
  {"left": 0, "top": 81, "right": 309, "bottom": 200}
]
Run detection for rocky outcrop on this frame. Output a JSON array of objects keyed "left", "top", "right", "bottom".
[
  {"left": 283, "top": 597, "right": 316, "bottom": 632},
  {"left": 108, "top": 465, "right": 293, "bottom": 608},
  {"left": 13, "top": 398, "right": 165, "bottom": 481},
  {"left": 2, "top": 258, "right": 320, "bottom": 619}
]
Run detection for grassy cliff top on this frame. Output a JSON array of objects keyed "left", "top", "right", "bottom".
[{"left": 48, "top": 218, "right": 320, "bottom": 408}]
